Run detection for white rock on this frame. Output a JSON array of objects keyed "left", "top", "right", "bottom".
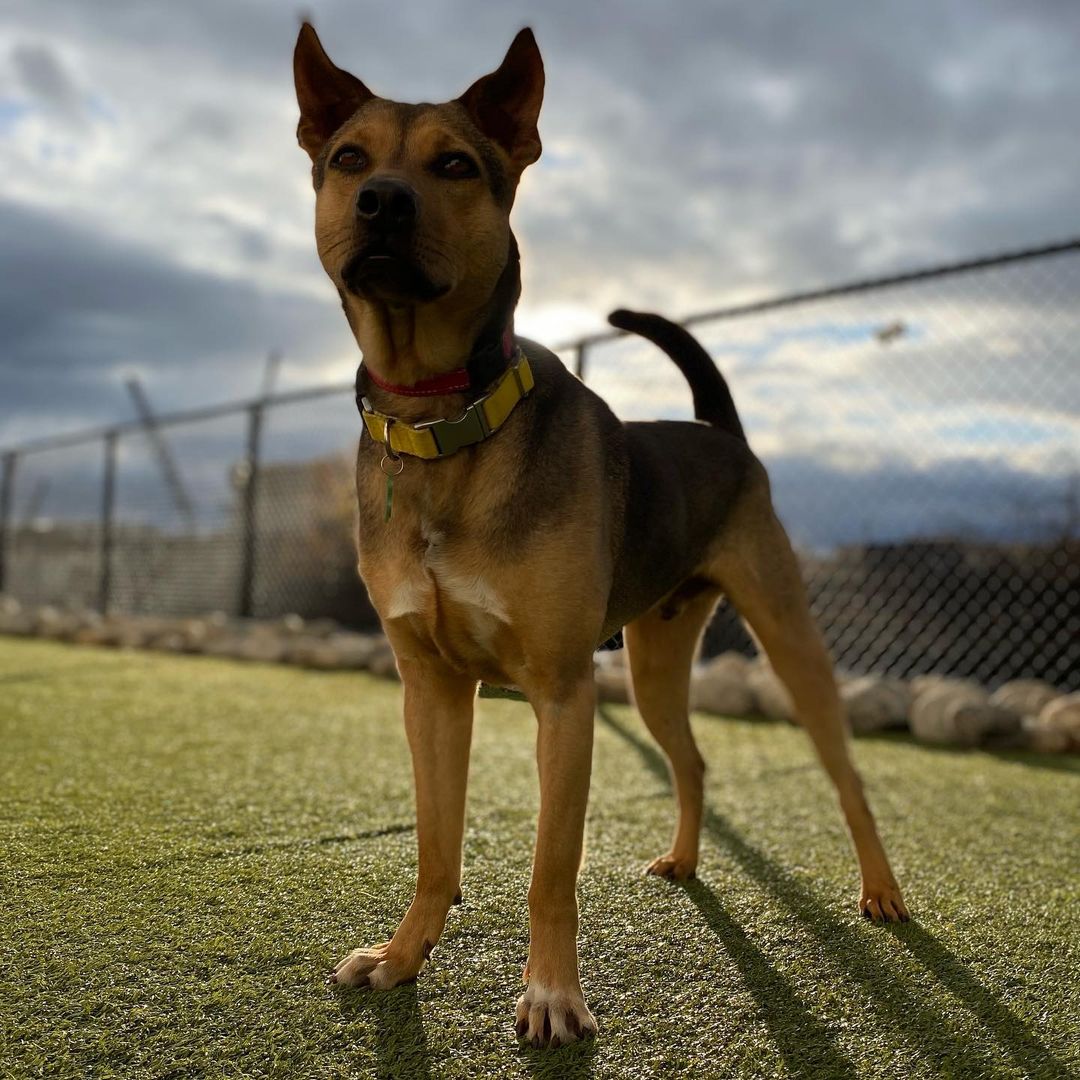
[
  {"left": 841, "top": 676, "right": 913, "bottom": 734},
  {"left": 329, "top": 633, "right": 381, "bottom": 670},
  {"left": 289, "top": 633, "right": 375, "bottom": 670},
  {"left": 278, "top": 613, "right": 306, "bottom": 635},
  {"left": 909, "top": 682, "right": 1021, "bottom": 746},
  {"left": 367, "top": 641, "right": 400, "bottom": 681},
  {"left": 910, "top": 674, "right": 985, "bottom": 698},
  {"left": 153, "top": 632, "right": 190, "bottom": 654},
  {"left": 951, "top": 703, "right": 1022, "bottom": 746},
  {"left": 0, "top": 605, "right": 35, "bottom": 635},
  {"left": 1031, "top": 693, "right": 1080, "bottom": 751},
  {"left": 71, "top": 622, "right": 107, "bottom": 646},
  {"left": 693, "top": 652, "right": 755, "bottom": 717},
  {"left": 283, "top": 636, "right": 330, "bottom": 667},
  {"left": 595, "top": 663, "right": 631, "bottom": 705},
  {"left": 989, "top": 679, "right": 1060, "bottom": 718},
  {"left": 1021, "top": 715, "right": 1073, "bottom": 754},
  {"left": 910, "top": 684, "right": 986, "bottom": 743},
  {"left": 236, "top": 635, "right": 287, "bottom": 664},
  {"left": 746, "top": 659, "right": 794, "bottom": 722},
  {"left": 108, "top": 617, "right": 147, "bottom": 649},
  {"left": 126, "top": 618, "right": 176, "bottom": 649},
  {"left": 202, "top": 634, "right": 250, "bottom": 660},
  {"left": 33, "top": 606, "right": 64, "bottom": 634},
  {"left": 176, "top": 618, "right": 212, "bottom": 651}
]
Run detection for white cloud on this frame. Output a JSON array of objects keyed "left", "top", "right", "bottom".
[{"left": 1, "top": 0, "right": 1078, "bottom": 546}]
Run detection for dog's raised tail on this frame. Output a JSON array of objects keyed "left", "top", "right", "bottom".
[{"left": 607, "top": 309, "right": 746, "bottom": 441}]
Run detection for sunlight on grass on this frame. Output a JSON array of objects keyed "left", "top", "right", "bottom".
[{"left": 1, "top": 638, "right": 1077, "bottom": 1079}]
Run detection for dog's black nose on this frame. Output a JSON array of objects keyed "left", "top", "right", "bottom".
[{"left": 356, "top": 178, "right": 418, "bottom": 229}]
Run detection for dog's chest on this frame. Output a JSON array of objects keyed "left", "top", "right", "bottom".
[{"left": 377, "top": 519, "right": 513, "bottom": 667}]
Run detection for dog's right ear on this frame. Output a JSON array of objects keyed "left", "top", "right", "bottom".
[{"left": 294, "top": 22, "right": 374, "bottom": 160}]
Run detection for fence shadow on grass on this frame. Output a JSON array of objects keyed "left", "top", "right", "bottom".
[
  {"left": 336, "top": 980, "right": 433, "bottom": 1080},
  {"left": 597, "top": 705, "right": 1074, "bottom": 1080}
]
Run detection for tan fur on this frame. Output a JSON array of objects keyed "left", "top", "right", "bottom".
[
  {"left": 704, "top": 467, "right": 907, "bottom": 918},
  {"left": 295, "top": 22, "right": 907, "bottom": 1050},
  {"left": 315, "top": 104, "right": 513, "bottom": 393},
  {"left": 627, "top": 587, "right": 721, "bottom": 880}
]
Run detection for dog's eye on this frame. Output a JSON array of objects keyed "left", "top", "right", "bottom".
[
  {"left": 433, "top": 152, "right": 479, "bottom": 180},
  {"left": 331, "top": 146, "right": 367, "bottom": 171}
]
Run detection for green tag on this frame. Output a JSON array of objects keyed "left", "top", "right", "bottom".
[{"left": 384, "top": 472, "right": 394, "bottom": 523}]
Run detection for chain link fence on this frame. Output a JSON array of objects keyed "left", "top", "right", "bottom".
[
  {"left": 2, "top": 240, "right": 1078, "bottom": 687},
  {"left": 561, "top": 240, "right": 1080, "bottom": 689}
]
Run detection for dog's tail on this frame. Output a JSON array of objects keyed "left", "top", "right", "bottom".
[{"left": 607, "top": 309, "right": 746, "bottom": 441}]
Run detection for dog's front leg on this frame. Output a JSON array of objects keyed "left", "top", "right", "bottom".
[
  {"left": 330, "top": 654, "right": 475, "bottom": 989},
  {"left": 516, "top": 672, "right": 599, "bottom": 1048}
]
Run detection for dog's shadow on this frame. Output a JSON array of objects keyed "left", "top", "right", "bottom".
[
  {"left": 335, "top": 980, "right": 434, "bottom": 1080},
  {"left": 334, "top": 978, "right": 597, "bottom": 1078},
  {"left": 599, "top": 705, "right": 1074, "bottom": 1080},
  {"left": 516, "top": 1034, "right": 598, "bottom": 1079},
  {"left": 679, "top": 877, "right": 858, "bottom": 1079}
]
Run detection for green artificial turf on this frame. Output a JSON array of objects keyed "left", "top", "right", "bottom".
[{"left": 1, "top": 638, "right": 1078, "bottom": 1080}]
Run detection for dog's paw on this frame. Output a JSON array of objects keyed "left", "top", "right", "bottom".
[
  {"left": 860, "top": 881, "right": 910, "bottom": 924},
  {"left": 327, "top": 940, "right": 427, "bottom": 989},
  {"left": 645, "top": 852, "right": 697, "bottom": 881},
  {"left": 515, "top": 980, "right": 597, "bottom": 1049}
]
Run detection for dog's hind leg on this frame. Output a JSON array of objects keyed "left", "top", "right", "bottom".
[
  {"left": 710, "top": 472, "right": 909, "bottom": 922},
  {"left": 625, "top": 588, "right": 721, "bottom": 880}
]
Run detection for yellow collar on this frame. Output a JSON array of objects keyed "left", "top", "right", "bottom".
[{"left": 360, "top": 352, "right": 534, "bottom": 460}]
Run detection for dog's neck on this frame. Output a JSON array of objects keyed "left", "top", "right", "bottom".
[{"left": 352, "top": 234, "right": 522, "bottom": 424}]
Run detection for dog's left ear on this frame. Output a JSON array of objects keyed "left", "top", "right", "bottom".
[
  {"left": 458, "top": 28, "right": 545, "bottom": 173},
  {"left": 294, "top": 22, "right": 375, "bottom": 160}
]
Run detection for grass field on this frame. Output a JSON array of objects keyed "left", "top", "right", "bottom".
[{"left": 1, "top": 637, "right": 1078, "bottom": 1079}]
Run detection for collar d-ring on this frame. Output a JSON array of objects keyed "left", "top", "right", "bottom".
[{"left": 379, "top": 418, "right": 404, "bottom": 475}]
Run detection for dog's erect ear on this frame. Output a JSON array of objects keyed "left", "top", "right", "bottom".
[
  {"left": 457, "top": 28, "right": 544, "bottom": 172},
  {"left": 294, "top": 22, "right": 374, "bottom": 160}
]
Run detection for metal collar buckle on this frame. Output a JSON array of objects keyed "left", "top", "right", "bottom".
[{"left": 415, "top": 399, "right": 492, "bottom": 456}]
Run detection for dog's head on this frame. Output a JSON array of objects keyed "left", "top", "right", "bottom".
[{"left": 294, "top": 23, "right": 543, "bottom": 317}]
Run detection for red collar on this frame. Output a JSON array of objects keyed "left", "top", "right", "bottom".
[
  {"left": 362, "top": 327, "right": 516, "bottom": 397},
  {"left": 364, "top": 366, "right": 471, "bottom": 397}
]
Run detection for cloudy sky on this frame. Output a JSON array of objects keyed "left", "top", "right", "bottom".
[{"left": 1, "top": 0, "right": 1078, "bottom": 545}]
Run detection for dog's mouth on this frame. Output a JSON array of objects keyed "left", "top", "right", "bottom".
[{"left": 342, "top": 245, "right": 449, "bottom": 304}]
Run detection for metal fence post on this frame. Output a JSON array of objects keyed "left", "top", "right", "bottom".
[
  {"left": 574, "top": 342, "right": 588, "bottom": 382},
  {"left": 0, "top": 451, "right": 16, "bottom": 595},
  {"left": 98, "top": 431, "right": 117, "bottom": 614},
  {"left": 237, "top": 402, "right": 264, "bottom": 618}
]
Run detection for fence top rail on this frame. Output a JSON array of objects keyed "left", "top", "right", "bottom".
[
  {"left": 551, "top": 235, "right": 1080, "bottom": 352},
  {"left": 4, "top": 234, "right": 1078, "bottom": 458},
  {"left": 2, "top": 379, "right": 356, "bottom": 458}
]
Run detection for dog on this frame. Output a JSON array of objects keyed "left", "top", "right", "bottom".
[{"left": 293, "top": 23, "right": 908, "bottom": 1048}]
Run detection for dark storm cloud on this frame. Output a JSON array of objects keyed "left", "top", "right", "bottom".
[
  {"left": 1, "top": 0, "right": 1078, "bottom": 468},
  {"left": 0, "top": 199, "right": 353, "bottom": 443},
  {"left": 10, "top": 41, "right": 81, "bottom": 115},
  {"left": 516, "top": 0, "right": 1080, "bottom": 305}
]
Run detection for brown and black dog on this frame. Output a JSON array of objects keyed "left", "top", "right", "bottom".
[{"left": 294, "top": 23, "right": 908, "bottom": 1048}]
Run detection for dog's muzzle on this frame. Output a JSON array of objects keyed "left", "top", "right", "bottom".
[
  {"left": 356, "top": 178, "right": 418, "bottom": 234},
  {"left": 343, "top": 178, "right": 447, "bottom": 302}
]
